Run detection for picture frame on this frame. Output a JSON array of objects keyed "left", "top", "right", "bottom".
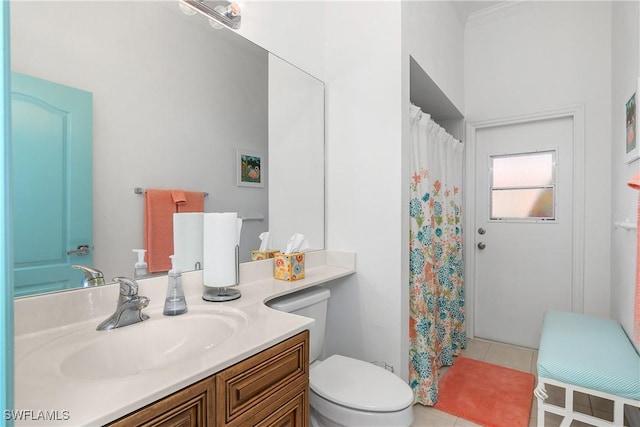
[
  {"left": 625, "top": 81, "right": 639, "bottom": 164},
  {"left": 236, "top": 149, "right": 264, "bottom": 187}
]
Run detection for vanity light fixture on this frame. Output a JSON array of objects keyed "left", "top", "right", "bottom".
[{"left": 179, "top": 0, "right": 242, "bottom": 30}]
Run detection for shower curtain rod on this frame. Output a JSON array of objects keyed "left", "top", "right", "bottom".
[{"left": 410, "top": 104, "right": 463, "bottom": 144}]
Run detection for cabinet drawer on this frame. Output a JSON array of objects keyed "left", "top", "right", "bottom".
[{"left": 217, "top": 331, "right": 309, "bottom": 426}]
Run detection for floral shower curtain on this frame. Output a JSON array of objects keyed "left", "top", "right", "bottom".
[{"left": 409, "top": 105, "right": 466, "bottom": 406}]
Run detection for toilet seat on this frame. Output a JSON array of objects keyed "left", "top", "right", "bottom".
[{"left": 310, "top": 355, "right": 414, "bottom": 412}]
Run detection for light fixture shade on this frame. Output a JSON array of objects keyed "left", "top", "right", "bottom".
[{"left": 178, "top": 0, "right": 241, "bottom": 30}]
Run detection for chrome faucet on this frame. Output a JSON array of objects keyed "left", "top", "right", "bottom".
[
  {"left": 97, "top": 277, "right": 150, "bottom": 331},
  {"left": 72, "top": 265, "right": 105, "bottom": 287}
]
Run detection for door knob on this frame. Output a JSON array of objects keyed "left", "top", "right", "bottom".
[{"left": 477, "top": 242, "right": 486, "bottom": 250}]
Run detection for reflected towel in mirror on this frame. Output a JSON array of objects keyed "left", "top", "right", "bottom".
[
  {"left": 176, "top": 191, "right": 205, "bottom": 213},
  {"left": 145, "top": 189, "right": 205, "bottom": 272}
]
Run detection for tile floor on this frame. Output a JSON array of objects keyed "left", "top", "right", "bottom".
[{"left": 410, "top": 338, "right": 622, "bottom": 427}]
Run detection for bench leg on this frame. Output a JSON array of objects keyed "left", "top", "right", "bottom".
[
  {"left": 535, "top": 379, "right": 574, "bottom": 425},
  {"left": 537, "top": 376, "right": 640, "bottom": 427},
  {"left": 534, "top": 382, "right": 548, "bottom": 423},
  {"left": 561, "top": 386, "right": 573, "bottom": 427},
  {"left": 613, "top": 400, "right": 624, "bottom": 426}
]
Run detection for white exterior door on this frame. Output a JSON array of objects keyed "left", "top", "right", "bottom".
[{"left": 473, "top": 116, "right": 574, "bottom": 348}]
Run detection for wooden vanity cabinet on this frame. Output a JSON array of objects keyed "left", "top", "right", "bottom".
[{"left": 107, "top": 331, "right": 309, "bottom": 427}]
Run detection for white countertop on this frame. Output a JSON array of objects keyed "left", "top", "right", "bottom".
[{"left": 13, "top": 250, "right": 355, "bottom": 426}]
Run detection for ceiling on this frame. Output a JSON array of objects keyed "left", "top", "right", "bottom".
[{"left": 452, "top": 1, "right": 505, "bottom": 22}]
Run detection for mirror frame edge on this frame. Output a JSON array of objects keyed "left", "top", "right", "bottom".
[{"left": 1, "top": 0, "right": 15, "bottom": 422}]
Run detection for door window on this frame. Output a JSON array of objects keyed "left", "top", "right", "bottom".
[{"left": 489, "top": 151, "right": 556, "bottom": 221}]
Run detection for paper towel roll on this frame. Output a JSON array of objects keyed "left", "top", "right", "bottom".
[
  {"left": 173, "top": 213, "right": 203, "bottom": 272},
  {"left": 203, "top": 212, "right": 238, "bottom": 287}
]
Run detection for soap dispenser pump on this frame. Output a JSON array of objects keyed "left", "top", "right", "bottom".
[
  {"left": 132, "top": 249, "right": 148, "bottom": 279},
  {"left": 163, "top": 255, "right": 188, "bottom": 316}
]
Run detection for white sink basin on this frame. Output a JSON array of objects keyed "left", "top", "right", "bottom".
[{"left": 17, "top": 307, "right": 249, "bottom": 381}]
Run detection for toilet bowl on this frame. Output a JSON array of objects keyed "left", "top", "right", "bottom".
[
  {"left": 309, "top": 355, "right": 414, "bottom": 427},
  {"left": 267, "top": 287, "right": 414, "bottom": 427}
]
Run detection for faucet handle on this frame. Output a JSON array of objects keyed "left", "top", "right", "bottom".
[
  {"left": 113, "top": 277, "right": 139, "bottom": 296},
  {"left": 137, "top": 296, "right": 150, "bottom": 309},
  {"left": 72, "top": 265, "right": 105, "bottom": 287}
]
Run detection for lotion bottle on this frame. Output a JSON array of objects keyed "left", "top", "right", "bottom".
[
  {"left": 132, "top": 249, "right": 148, "bottom": 279},
  {"left": 163, "top": 255, "right": 188, "bottom": 316}
]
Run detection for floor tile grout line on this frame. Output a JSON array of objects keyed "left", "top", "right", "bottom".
[{"left": 481, "top": 342, "right": 491, "bottom": 361}]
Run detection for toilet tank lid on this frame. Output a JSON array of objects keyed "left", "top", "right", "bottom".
[{"left": 266, "top": 286, "right": 330, "bottom": 313}]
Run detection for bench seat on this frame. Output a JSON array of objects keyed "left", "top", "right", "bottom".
[{"left": 535, "top": 310, "right": 640, "bottom": 426}]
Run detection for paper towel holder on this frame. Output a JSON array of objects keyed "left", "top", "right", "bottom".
[{"left": 202, "top": 245, "right": 241, "bottom": 302}]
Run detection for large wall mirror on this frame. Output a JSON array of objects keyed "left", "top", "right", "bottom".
[{"left": 10, "top": 1, "right": 325, "bottom": 297}]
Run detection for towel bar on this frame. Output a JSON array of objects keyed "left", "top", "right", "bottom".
[
  {"left": 613, "top": 221, "right": 637, "bottom": 230},
  {"left": 134, "top": 187, "right": 209, "bottom": 197},
  {"left": 240, "top": 214, "right": 265, "bottom": 221}
]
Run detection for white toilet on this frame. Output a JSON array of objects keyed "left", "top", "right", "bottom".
[{"left": 267, "top": 286, "right": 414, "bottom": 427}]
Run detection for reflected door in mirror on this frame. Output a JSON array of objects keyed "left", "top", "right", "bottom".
[{"left": 12, "top": 72, "right": 93, "bottom": 296}]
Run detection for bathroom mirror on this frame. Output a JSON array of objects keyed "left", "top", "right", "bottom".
[{"left": 10, "top": 0, "right": 325, "bottom": 297}]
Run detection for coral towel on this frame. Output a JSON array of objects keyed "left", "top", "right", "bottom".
[
  {"left": 627, "top": 172, "right": 640, "bottom": 344},
  {"left": 171, "top": 190, "right": 187, "bottom": 205},
  {"left": 145, "top": 189, "right": 205, "bottom": 272},
  {"left": 176, "top": 191, "right": 205, "bottom": 213},
  {"left": 145, "top": 189, "right": 176, "bottom": 272}
]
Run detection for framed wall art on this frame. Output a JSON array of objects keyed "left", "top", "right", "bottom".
[
  {"left": 236, "top": 149, "right": 264, "bottom": 187},
  {"left": 625, "top": 83, "right": 639, "bottom": 164}
]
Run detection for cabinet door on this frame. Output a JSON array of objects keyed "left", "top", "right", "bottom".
[
  {"left": 107, "top": 377, "right": 215, "bottom": 427},
  {"left": 255, "top": 390, "right": 308, "bottom": 427},
  {"left": 216, "top": 331, "right": 309, "bottom": 426}
]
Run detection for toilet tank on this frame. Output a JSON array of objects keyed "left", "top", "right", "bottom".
[{"left": 266, "top": 286, "right": 330, "bottom": 363}]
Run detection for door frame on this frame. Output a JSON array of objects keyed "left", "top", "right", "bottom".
[
  {"left": 1, "top": 0, "right": 14, "bottom": 423},
  {"left": 464, "top": 104, "right": 585, "bottom": 341}
]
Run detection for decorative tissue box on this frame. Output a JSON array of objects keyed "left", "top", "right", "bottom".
[
  {"left": 274, "top": 252, "right": 305, "bottom": 281},
  {"left": 250, "top": 250, "right": 280, "bottom": 261}
]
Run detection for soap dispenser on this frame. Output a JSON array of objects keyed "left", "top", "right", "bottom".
[
  {"left": 163, "top": 255, "right": 188, "bottom": 316},
  {"left": 132, "top": 249, "right": 148, "bottom": 279}
]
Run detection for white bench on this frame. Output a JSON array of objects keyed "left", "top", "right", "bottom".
[{"left": 535, "top": 311, "right": 640, "bottom": 426}]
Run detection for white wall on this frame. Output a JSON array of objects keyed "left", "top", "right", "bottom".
[
  {"left": 268, "top": 55, "right": 325, "bottom": 252},
  {"left": 321, "top": 1, "right": 406, "bottom": 376},
  {"left": 403, "top": 1, "right": 466, "bottom": 115},
  {"left": 465, "top": 1, "right": 613, "bottom": 319},
  {"left": 610, "top": 0, "right": 640, "bottom": 350}
]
